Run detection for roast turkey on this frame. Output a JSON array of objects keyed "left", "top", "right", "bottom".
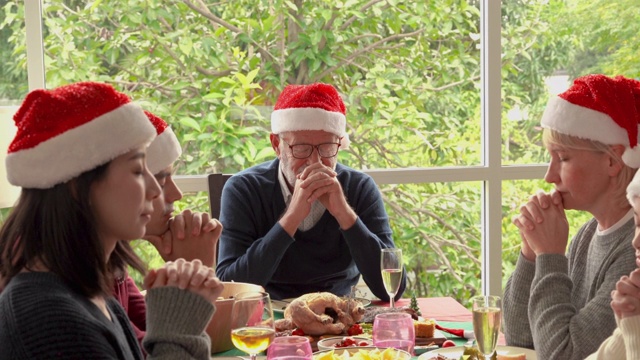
[{"left": 274, "top": 292, "right": 365, "bottom": 336}]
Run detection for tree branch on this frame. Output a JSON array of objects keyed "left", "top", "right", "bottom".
[
  {"left": 195, "top": 66, "right": 234, "bottom": 77},
  {"left": 340, "top": 0, "right": 386, "bottom": 31},
  {"left": 314, "top": 29, "right": 425, "bottom": 81},
  {"left": 181, "top": 0, "right": 280, "bottom": 68}
]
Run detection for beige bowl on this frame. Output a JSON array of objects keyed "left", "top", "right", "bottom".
[{"left": 207, "top": 281, "right": 264, "bottom": 354}]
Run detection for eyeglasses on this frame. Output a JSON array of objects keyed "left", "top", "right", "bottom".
[{"left": 282, "top": 140, "right": 341, "bottom": 159}]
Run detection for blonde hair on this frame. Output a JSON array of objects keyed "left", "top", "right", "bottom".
[{"left": 543, "top": 129, "right": 637, "bottom": 205}]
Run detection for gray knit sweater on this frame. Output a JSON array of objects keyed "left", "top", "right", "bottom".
[
  {"left": 503, "top": 217, "right": 636, "bottom": 360},
  {"left": 0, "top": 272, "right": 215, "bottom": 360}
]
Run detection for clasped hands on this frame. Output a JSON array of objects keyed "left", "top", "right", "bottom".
[
  {"left": 143, "top": 258, "right": 223, "bottom": 302},
  {"left": 287, "top": 163, "right": 356, "bottom": 229},
  {"left": 512, "top": 190, "right": 570, "bottom": 261},
  {"left": 611, "top": 268, "right": 640, "bottom": 320},
  {"left": 144, "top": 209, "right": 222, "bottom": 267}
]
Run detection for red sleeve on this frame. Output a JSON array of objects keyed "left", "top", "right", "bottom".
[{"left": 124, "top": 275, "right": 147, "bottom": 346}]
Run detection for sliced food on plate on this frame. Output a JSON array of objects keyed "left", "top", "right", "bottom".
[{"left": 417, "top": 345, "right": 535, "bottom": 360}]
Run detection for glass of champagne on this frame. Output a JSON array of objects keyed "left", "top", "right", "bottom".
[
  {"left": 471, "top": 295, "right": 502, "bottom": 358},
  {"left": 230, "top": 291, "right": 276, "bottom": 360},
  {"left": 381, "top": 248, "right": 403, "bottom": 308}
]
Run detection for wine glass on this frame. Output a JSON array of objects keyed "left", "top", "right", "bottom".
[
  {"left": 381, "top": 248, "right": 403, "bottom": 308},
  {"left": 372, "top": 312, "right": 415, "bottom": 355},
  {"left": 471, "top": 295, "right": 502, "bottom": 358},
  {"left": 230, "top": 291, "right": 276, "bottom": 360},
  {"left": 267, "top": 336, "right": 313, "bottom": 360}
]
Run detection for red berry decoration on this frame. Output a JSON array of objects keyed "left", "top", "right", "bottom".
[
  {"left": 292, "top": 328, "right": 305, "bottom": 336},
  {"left": 347, "top": 324, "right": 363, "bottom": 336}
]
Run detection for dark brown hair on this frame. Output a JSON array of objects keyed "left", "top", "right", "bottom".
[
  {"left": 109, "top": 241, "right": 146, "bottom": 280},
  {"left": 0, "top": 162, "right": 116, "bottom": 297}
]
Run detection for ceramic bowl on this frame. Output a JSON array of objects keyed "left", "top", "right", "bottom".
[{"left": 206, "top": 281, "right": 264, "bottom": 354}]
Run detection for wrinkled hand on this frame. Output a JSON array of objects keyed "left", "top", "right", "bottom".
[
  {"left": 611, "top": 269, "right": 640, "bottom": 319},
  {"left": 143, "top": 258, "right": 224, "bottom": 302},
  {"left": 298, "top": 163, "right": 356, "bottom": 229},
  {"left": 513, "top": 190, "right": 568, "bottom": 256},
  {"left": 144, "top": 210, "right": 222, "bottom": 267}
]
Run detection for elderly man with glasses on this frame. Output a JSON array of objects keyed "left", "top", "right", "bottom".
[{"left": 216, "top": 83, "right": 406, "bottom": 301}]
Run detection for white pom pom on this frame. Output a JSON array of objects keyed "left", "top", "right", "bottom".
[{"left": 622, "top": 146, "right": 640, "bottom": 168}]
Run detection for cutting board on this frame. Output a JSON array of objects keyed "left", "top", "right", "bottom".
[{"left": 415, "top": 329, "right": 448, "bottom": 346}]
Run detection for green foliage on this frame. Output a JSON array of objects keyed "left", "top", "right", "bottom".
[
  {"left": 562, "top": 0, "right": 640, "bottom": 78},
  {"left": 2, "top": 0, "right": 633, "bottom": 304},
  {"left": 0, "top": 0, "right": 28, "bottom": 99}
]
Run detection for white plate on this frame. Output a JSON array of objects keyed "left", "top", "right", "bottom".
[
  {"left": 313, "top": 346, "right": 411, "bottom": 359},
  {"left": 417, "top": 345, "right": 536, "bottom": 360},
  {"left": 348, "top": 297, "right": 372, "bottom": 307}
]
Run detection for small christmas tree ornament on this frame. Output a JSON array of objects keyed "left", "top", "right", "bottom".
[{"left": 410, "top": 294, "right": 422, "bottom": 316}]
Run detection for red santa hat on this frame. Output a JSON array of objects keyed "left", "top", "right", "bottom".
[
  {"left": 144, "top": 111, "right": 182, "bottom": 174},
  {"left": 541, "top": 74, "right": 640, "bottom": 168},
  {"left": 271, "top": 83, "right": 350, "bottom": 148},
  {"left": 6, "top": 82, "right": 155, "bottom": 188}
]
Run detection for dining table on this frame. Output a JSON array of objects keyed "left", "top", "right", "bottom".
[{"left": 210, "top": 296, "right": 504, "bottom": 359}]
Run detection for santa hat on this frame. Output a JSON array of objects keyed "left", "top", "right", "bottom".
[
  {"left": 6, "top": 82, "right": 155, "bottom": 188},
  {"left": 271, "top": 83, "right": 350, "bottom": 148},
  {"left": 541, "top": 74, "right": 640, "bottom": 167},
  {"left": 144, "top": 111, "right": 182, "bottom": 174}
]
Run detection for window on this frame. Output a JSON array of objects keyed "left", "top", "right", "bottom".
[{"left": 9, "top": 0, "right": 636, "bottom": 300}]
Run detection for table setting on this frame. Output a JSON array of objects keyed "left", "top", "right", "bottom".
[{"left": 210, "top": 248, "right": 535, "bottom": 360}]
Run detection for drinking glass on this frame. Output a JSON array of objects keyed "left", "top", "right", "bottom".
[
  {"left": 471, "top": 295, "right": 502, "bottom": 358},
  {"left": 381, "top": 248, "right": 403, "bottom": 308},
  {"left": 267, "top": 336, "right": 313, "bottom": 360},
  {"left": 372, "top": 312, "right": 415, "bottom": 355},
  {"left": 230, "top": 291, "right": 276, "bottom": 360}
]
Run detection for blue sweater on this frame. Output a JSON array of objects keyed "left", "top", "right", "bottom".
[{"left": 217, "top": 159, "right": 406, "bottom": 301}]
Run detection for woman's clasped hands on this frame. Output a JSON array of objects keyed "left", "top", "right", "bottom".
[
  {"left": 143, "top": 258, "right": 223, "bottom": 302},
  {"left": 611, "top": 268, "right": 640, "bottom": 320},
  {"left": 512, "top": 190, "right": 570, "bottom": 260}
]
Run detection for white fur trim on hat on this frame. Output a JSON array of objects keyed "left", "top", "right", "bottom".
[
  {"left": 271, "top": 107, "right": 350, "bottom": 148},
  {"left": 6, "top": 103, "right": 155, "bottom": 188},
  {"left": 623, "top": 146, "right": 640, "bottom": 169},
  {"left": 541, "top": 97, "right": 632, "bottom": 145},
  {"left": 541, "top": 96, "right": 640, "bottom": 168},
  {"left": 627, "top": 169, "right": 640, "bottom": 202},
  {"left": 271, "top": 107, "right": 346, "bottom": 134},
  {"left": 146, "top": 126, "right": 182, "bottom": 174}
]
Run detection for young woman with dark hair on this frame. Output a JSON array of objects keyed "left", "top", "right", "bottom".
[{"left": 0, "top": 82, "right": 223, "bottom": 360}]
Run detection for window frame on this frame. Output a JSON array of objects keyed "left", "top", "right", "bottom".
[{"left": 22, "top": 0, "right": 548, "bottom": 297}]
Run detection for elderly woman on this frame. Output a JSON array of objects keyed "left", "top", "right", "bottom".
[{"left": 503, "top": 74, "right": 640, "bottom": 360}]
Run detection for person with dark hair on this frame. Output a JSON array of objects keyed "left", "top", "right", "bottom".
[
  {"left": 216, "top": 83, "right": 405, "bottom": 301},
  {"left": 112, "top": 110, "right": 222, "bottom": 349},
  {"left": 504, "top": 74, "right": 640, "bottom": 360},
  {"left": 0, "top": 82, "right": 223, "bottom": 360}
]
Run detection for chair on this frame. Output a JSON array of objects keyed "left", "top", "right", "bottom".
[{"left": 207, "top": 173, "right": 232, "bottom": 219}]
